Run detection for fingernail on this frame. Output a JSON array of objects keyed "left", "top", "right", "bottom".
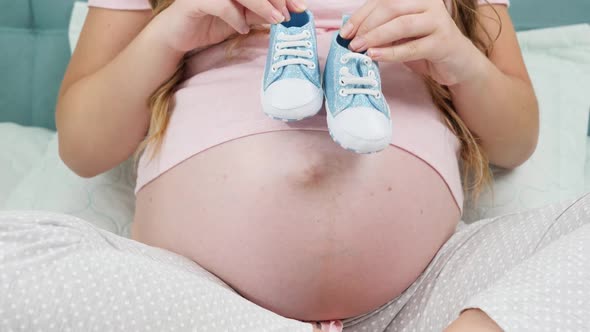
[
  {"left": 239, "top": 25, "right": 251, "bottom": 35},
  {"left": 292, "top": 0, "right": 307, "bottom": 11},
  {"left": 340, "top": 22, "right": 354, "bottom": 38},
  {"left": 271, "top": 8, "right": 285, "bottom": 24},
  {"left": 350, "top": 37, "right": 367, "bottom": 51},
  {"left": 367, "top": 48, "right": 381, "bottom": 59},
  {"left": 282, "top": 6, "right": 291, "bottom": 22}
]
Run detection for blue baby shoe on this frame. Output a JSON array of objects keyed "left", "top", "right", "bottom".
[
  {"left": 323, "top": 20, "right": 392, "bottom": 154},
  {"left": 262, "top": 10, "right": 323, "bottom": 122}
]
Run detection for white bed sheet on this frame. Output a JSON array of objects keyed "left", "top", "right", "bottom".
[
  {"left": 0, "top": 123, "right": 53, "bottom": 205},
  {"left": 0, "top": 133, "right": 136, "bottom": 237}
]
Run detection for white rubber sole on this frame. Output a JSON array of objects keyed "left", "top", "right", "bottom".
[
  {"left": 261, "top": 86, "right": 324, "bottom": 122},
  {"left": 326, "top": 102, "right": 393, "bottom": 154}
]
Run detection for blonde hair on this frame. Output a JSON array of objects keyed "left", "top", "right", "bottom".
[{"left": 141, "top": 0, "right": 500, "bottom": 200}]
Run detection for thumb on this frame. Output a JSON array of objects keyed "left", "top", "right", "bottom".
[{"left": 244, "top": 10, "right": 268, "bottom": 26}]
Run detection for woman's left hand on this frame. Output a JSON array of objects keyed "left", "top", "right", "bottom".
[{"left": 340, "top": 0, "right": 485, "bottom": 86}]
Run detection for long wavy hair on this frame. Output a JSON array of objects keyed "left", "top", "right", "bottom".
[{"left": 140, "top": 0, "right": 501, "bottom": 200}]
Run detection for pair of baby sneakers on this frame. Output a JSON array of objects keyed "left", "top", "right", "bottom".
[{"left": 261, "top": 11, "right": 392, "bottom": 154}]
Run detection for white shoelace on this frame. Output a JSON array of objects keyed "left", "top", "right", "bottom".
[
  {"left": 271, "top": 31, "right": 316, "bottom": 72},
  {"left": 339, "top": 53, "right": 381, "bottom": 98}
]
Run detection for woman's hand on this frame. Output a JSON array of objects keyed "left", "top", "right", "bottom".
[
  {"left": 340, "top": 0, "right": 485, "bottom": 86},
  {"left": 160, "top": 0, "right": 307, "bottom": 52}
]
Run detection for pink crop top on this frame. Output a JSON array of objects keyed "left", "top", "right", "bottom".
[{"left": 88, "top": 0, "right": 509, "bottom": 212}]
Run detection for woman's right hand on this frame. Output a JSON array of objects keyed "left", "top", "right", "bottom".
[{"left": 159, "top": 0, "right": 307, "bottom": 52}]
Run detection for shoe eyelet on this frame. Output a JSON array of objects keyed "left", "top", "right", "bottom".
[
  {"left": 340, "top": 57, "right": 348, "bottom": 64},
  {"left": 273, "top": 55, "right": 280, "bottom": 60},
  {"left": 306, "top": 41, "right": 313, "bottom": 48},
  {"left": 271, "top": 66, "right": 278, "bottom": 72},
  {"left": 364, "top": 59, "right": 372, "bottom": 66},
  {"left": 304, "top": 31, "right": 311, "bottom": 38},
  {"left": 307, "top": 50, "right": 314, "bottom": 57},
  {"left": 375, "top": 92, "right": 382, "bottom": 99},
  {"left": 275, "top": 44, "right": 281, "bottom": 51},
  {"left": 308, "top": 63, "right": 316, "bottom": 69},
  {"left": 339, "top": 79, "right": 345, "bottom": 86},
  {"left": 339, "top": 89, "right": 348, "bottom": 97}
]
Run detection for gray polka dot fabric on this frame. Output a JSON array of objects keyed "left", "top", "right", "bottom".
[
  {"left": 1, "top": 193, "right": 589, "bottom": 331},
  {"left": 0, "top": 213, "right": 311, "bottom": 332}
]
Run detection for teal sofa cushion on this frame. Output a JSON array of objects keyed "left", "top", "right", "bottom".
[
  {"left": 510, "top": 0, "right": 590, "bottom": 31},
  {"left": 0, "top": 0, "right": 588, "bottom": 130},
  {"left": 0, "top": 0, "right": 81, "bottom": 130}
]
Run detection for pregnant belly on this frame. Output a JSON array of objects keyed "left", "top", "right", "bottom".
[{"left": 132, "top": 131, "right": 460, "bottom": 322}]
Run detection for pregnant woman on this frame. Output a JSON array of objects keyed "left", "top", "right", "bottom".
[{"left": 1, "top": 0, "right": 581, "bottom": 331}]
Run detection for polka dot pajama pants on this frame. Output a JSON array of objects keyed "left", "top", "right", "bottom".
[{"left": 1, "top": 194, "right": 589, "bottom": 332}]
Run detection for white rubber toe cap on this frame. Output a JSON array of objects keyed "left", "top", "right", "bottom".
[
  {"left": 262, "top": 79, "right": 323, "bottom": 120},
  {"left": 328, "top": 106, "right": 392, "bottom": 153}
]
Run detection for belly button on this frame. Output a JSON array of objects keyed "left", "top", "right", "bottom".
[{"left": 291, "top": 163, "right": 331, "bottom": 188}]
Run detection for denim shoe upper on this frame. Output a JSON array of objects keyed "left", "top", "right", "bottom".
[
  {"left": 263, "top": 11, "right": 321, "bottom": 91},
  {"left": 324, "top": 30, "right": 388, "bottom": 118}
]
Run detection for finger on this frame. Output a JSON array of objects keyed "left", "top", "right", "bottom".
[
  {"left": 367, "top": 37, "right": 433, "bottom": 63},
  {"left": 340, "top": 0, "right": 377, "bottom": 39},
  {"left": 269, "top": 0, "right": 290, "bottom": 21},
  {"left": 237, "top": 0, "right": 285, "bottom": 24},
  {"left": 244, "top": 10, "right": 268, "bottom": 26},
  {"left": 205, "top": 1, "right": 250, "bottom": 34},
  {"left": 350, "top": 13, "right": 435, "bottom": 52},
  {"left": 286, "top": 0, "right": 307, "bottom": 13},
  {"left": 354, "top": 1, "right": 427, "bottom": 41}
]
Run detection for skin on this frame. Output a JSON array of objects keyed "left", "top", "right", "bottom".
[
  {"left": 445, "top": 309, "right": 504, "bottom": 332},
  {"left": 56, "top": 0, "right": 535, "bottom": 330}
]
